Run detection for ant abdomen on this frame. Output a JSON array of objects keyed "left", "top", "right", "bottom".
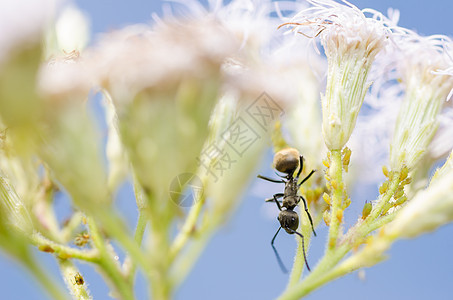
[{"left": 273, "top": 148, "right": 300, "bottom": 174}]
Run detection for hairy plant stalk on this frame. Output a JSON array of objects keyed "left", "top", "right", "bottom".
[
  {"left": 86, "top": 217, "right": 135, "bottom": 300},
  {"left": 280, "top": 172, "right": 404, "bottom": 299},
  {"left": 58, "top": 259, "right": 92, "bottom": 300},
  {"left": 170, "top": 177, "right": 207, "bottom": 262},
  {"left": 326, "top": 149, "right": 344, "bottom": 251},
  {"left": 31, "top": 233, "right": 99, "bottom": 262},
  {"left": 123, "top": 210, "right": 148, "bottom": 281},
  {"left": 368, "top": 172, "right": 401, "bottom": 221},
  {"left": 279, "top": 243, "right": 350, "bottom": 300},
  {"left": 287, "top": 220, "right": 312, "bottom": 287},
  {"left": 149, "top": 228, "right": 172, "bottom": 300}
]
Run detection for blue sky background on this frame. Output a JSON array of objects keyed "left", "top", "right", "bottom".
[{"left": 1, "top": 1, "right": 453, "bottom": 299}]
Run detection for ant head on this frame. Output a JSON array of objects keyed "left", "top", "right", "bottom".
[
  {"left": 278, "top": 210, "right": 299, "bottom": 234},
  {"left": 273, "top": 148, "right": 300, "bottom": 175}
]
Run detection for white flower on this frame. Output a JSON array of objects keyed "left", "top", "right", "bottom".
[
  {"left": 349, "top": 83, "right": 401, "bottom": 183},
  {"left": 281, "top": 0, "right": 391, "bottom": 150},
  {"left": 86, "top": 18, "right": 238, "bottom": 206},
  {"left": 389, "top": 34, "right": 453, "bottom": 171},
  {"left": 275, "top": 39, "right": 326, "bottom": 167},
  {"left": 0, "top": 0, "right": 56, "bottom": 64},
  {"left": 38, "top": 51, "right": 94, "bottom": 102},
  {"left": 45, "top": 4, "right": 90, "bottom": 58},
  {"left": 89, "top": 19, "right": 236, "bottom": 107},
  {"left": 158, "top": 0, "right": 278, "bottom": 58}
]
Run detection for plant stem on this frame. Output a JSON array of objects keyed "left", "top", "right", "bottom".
[
  {"left": 287, "top": 215, "right": 313, "bottom": 287},
  {"left": 97, "top": 211, "right": 149, "bottom": 269},
  {"left": 279, "top": 244, "right": 350, "bottom": 300},
  {"left": 86, "top": 217, "right": 135, "bottom": 300},
  {"left": 170, "top": 184, "right": 206, "bottom": 262},
  {"left": 279, "top": 172, "right": 403, "bottom": 299},
  {"left": 368, "top": 172, "right": 400, "bottom": 220},
  {"left": 31, "top": 233, "right": 99, "bottom": 262},
  {"left": 149, "top": 225, "right": 172, "bottom": 300},
  {"left": 58, "top": 258, "right": 92, "bottom": 300},
  {"left": 327, "top": 149, "right": 344, "bottom": 251},
  {"left": 61, "top": 212, "right": 84, "bottom": 243},
  {"left": 123, "top": 209, "right": 148, "bottom": 280}
]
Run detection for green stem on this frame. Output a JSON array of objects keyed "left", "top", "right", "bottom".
[
  {"left": 97, "top": 211, "right": 149, "bottom": 270},
  {"left": 296, "top": 212, "right": 399, "bottom": 298},
  {"left": 123, "top": 209, "right": 148, "bottom": 279},
  {"left": 327, "top": 149, "right": 344, "bottom": 251},
  {"left": 170, "top": 186, "right": 206, "bottom": 262},
  {"left": 58, "top": 258, "right": 92, "bottom": 300},
  {"left": 61, "top": 212, "right": 84, "bottom": 243},
  {"left": 279, "top": 244, "right": 350, "bottom": 300},
  {"left": 86, "top": 217, "right": 134, "bottom": 300},
  {"left": 279, "top": 173, "right": 403, "bottom": 299},
  {"left": 31, "top": 233, "right": 99, "bottom": 262},
  {"left": 287, "top": 212, "right": 317, "bottom": 287},
  {"left": 367, "top": 212, "right": 398, "bottom": 233},
  {"left": 368, "top": 172, "right": 400, "bottom": 221},
  {"left": 149, "top": 226, "right": 172, "bottom": 300}
]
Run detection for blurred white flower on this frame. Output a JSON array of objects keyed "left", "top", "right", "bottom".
[
  {"left": 275, "top": 43, "right": 326, "bottom": 167},
  {"left": 0, "top": 1, "right": 58, "bottom": 155},
  {"left": 86, "top": 18, "right": 239, "bottom": 212},
  {"left": 102, "top": 91, "right": 129, "bottom": 192},
  {"left": 90, "top": 19, "right": 236, "bottom": 107},
  {"left": 389, "top": 33, "right": 453, "bottom": 171},
  {"left": 0, "top": 175, "right": 33, "bottom": 234},
  {"left": 159, "top": 0, "right": 277, "bottom": 56},
  {"left": 281, "top": 0, "right": 391, "bottom": 150},
  {"left": 0, "top": 0, "right": 57, "bottom": 64},
  {"left": 45, "top": 4, "right": 90, "bottom": 58},
  {"left": 38, "top": 51, "right": 94, "bottom": 103}
]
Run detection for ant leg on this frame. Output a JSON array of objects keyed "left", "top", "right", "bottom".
[
  {"left": 298, "top": 169, "right": 316, "bottom": 187},
  {"left": 296, "top": 156, "right": 304, "bottom": 179},
  {"left": 286, "top": 228, "right": 311, "bottom": 272},
  {"left": 265, "top": 198, "right": 282, "bottom": 203},
  {"left": 271, "top": 226, "right": 288, "bottom": 273},
  {"left": 265, "top": 193, "right": 283, "bottom": 203},
  {"left": 299, "top": 195, "right": 317, "bottom": 236},
  {"left": 271, "top": 193, "right": 284, "bottom": 211},
  {"left": 257, "top": 175, "right": 285, "bottom": 184}
]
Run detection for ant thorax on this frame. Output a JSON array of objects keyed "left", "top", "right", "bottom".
[{"left": 283, "top": 180, "right": 299, "bottom": 209}]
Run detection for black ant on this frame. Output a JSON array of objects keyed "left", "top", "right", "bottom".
[{"left": 258, "top": 148, "right": 316, "bottom": 273}]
